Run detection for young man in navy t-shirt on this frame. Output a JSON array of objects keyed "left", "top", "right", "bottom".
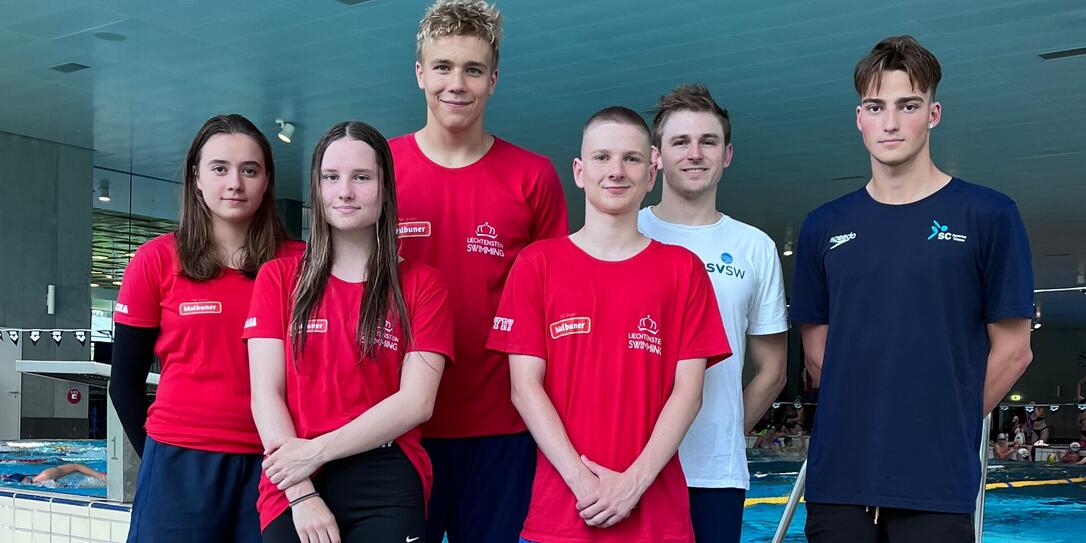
[{"left": 791, "top": 35, "right": 1034, "bottom": 542}]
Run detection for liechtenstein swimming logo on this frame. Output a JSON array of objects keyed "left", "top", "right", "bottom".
[
  {"left": 927, "top": 220, "right": 967, "bottom": 243},
  {"left": 628, "top": 315, "right": 662, "bottom": 355},
  {"left": 466, "top": 221, "right": 505, "bottom": 257}
]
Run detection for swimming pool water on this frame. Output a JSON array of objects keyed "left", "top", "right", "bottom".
[
  {"left": 744, "top": 453, "right": 1086, "bottom": 543},
  {"left": 0, "top": 440, "right": 107, "bottom": 497},
  {"left": 4, "top": 440, "right": 1082, "bottom": 541}
]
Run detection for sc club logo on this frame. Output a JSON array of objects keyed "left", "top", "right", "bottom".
[
  {"left": 705, "top": 252, "right": 746, "bottom": 279},
  {"left": 628, "top": 314, "right": 662, "bottom": 355},
  {"left": 466, "top": 221, "right": 505, "bottom": 257},
  {"left": 927, "top": 220, "right": 967, "bottom": 243}
]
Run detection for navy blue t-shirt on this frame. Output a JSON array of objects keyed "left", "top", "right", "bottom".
[{"left": 790, "top": 178, "right": 1033, "bottom": 513}]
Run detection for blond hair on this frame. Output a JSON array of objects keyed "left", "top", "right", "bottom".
[{"left": 416, "top": 0, "right": 503, "bottom": 68}]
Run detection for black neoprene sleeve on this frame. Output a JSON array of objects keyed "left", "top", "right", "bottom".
[{"left": 108, "top": 322, "right": 158, "bottom": 458}]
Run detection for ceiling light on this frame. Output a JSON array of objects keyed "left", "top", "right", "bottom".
[
  {"left": 49, "top": 62, "right": 90, "bottom": 73},
  {"left": 1033, "top": 321, "right": 1042, "bottom": 330},
  {"left": 1039, "top": 47, "right": 1086, "bottom": 61},
  {"left": 276, "top": 119, "right": 295, "bottom": 143},
  {"left": 783, "top": 241, "right": 794, "bottom": 257},
  {"left": 90, "top": 283, "right": 100, "bottom": 288},
  {"left": 112, "top": 281, "right": 122, "bottom": 286},
  {"left": 125, "top": 252, "right": 135, "bottom": 257},
  {"left": 1009, "top": 393, "right": 1023, "bottom": 402},
  {"left": 782, "top": 225, "right": 794, "bottom": 257},
  {"left": 93, "top": 32, "right": 127, "bottom": 42},
  {"left": 97, "top": 179, "right": 111, "bottom": 202},
  {"left": 92, "top": 255, "right": 107, "bottom": 261}
]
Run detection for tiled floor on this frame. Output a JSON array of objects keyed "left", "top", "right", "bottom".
[{"left": 0, "top": 491, "right": 130, "bottom": 543}]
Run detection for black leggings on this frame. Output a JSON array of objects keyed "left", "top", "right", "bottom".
[{"left": 262, "top": 445, "right": 424, "bottom": 543}]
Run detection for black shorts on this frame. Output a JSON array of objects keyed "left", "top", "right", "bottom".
[
  {"left": 805, "top": 502, "right": 973, "bottom": 543},
  {"left": 422, "top": 431, "right": 536, "bottom": 543},
  {"left": 128, "top": 437, "right": 261, "bottom": 543},
  {"left": 262, "top": 444, "right": 424, "bottom": 543}
]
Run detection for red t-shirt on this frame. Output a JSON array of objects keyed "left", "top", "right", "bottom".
[
  {"left": 391, "top": 133, "right": 569, "bottom": 438},
  {"left": 113, "top": 233, "right": 304, "bottom": 454},
  {"left": 487, "top": 238, "right": 731, "bottom": 543},
  {"left": 242, "top": 256, "right": 454, "bottom": 530}
]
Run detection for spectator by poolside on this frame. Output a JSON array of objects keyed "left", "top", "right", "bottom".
[
  {"left": 1077, "top": 402, "right": 1085, "bottom": 443},
  {"left": 1028, "top": 402, "right": 1051, "bottom": 445},
  {"left": 1060, "top": 442, "right": 1086, "bottom": 465},
  {"left": 782, "top": 398, "right": 805, "bottom": 435},
  {"left": 993, "top": 434, "right": 1015, "bottom": 460}
]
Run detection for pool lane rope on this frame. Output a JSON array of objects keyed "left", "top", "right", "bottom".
[{"left": 743, "top": 477, "right": 1086, "bottom": 507}]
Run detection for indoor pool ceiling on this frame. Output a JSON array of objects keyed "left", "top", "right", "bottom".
[{"left": 0, "top": 0, "right": 1084, "bottom": 326}]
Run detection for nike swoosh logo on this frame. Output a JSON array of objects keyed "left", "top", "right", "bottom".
[{"left": 406, "top": 538, "right": 420, "bottom": 542}]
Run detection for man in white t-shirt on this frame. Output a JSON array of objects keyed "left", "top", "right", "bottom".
[{"left": 638, "top": 84, "right": 789, "bottom": 543}]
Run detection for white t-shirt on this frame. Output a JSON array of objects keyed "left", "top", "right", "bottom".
[{"left": 638, "top": 207, "right": 789, "bottom": 489}]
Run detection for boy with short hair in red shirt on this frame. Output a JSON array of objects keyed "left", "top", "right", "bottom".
[{"left": 488, "top": 107, "right": 732, "bottom": 543}]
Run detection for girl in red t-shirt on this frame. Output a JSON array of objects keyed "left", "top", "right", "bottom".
[
  {"left": 111, "top": 114, "right": 301, "bottom": 543},
  {"left": 245, "top": 122, "right": 454, "bottom": 543}
]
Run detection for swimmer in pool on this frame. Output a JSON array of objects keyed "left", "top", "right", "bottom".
[{"left": 1, "top": 464, "right": 105, "bottom": 487}]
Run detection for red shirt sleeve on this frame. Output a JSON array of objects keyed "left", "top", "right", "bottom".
[
  {"left": 243, "top": 259, "right": 290, "bottom": 341},
  {"left": 405, "top": 264, "right": 455, "bottom": 363},
  {"left": 114, "top": 240, "right": 166, "bottom": 328},
  {"left": 677, "top": 253, "right": 732, "bottom": 367},
  {"left": 528, "top": 162, "right": 569, "bottom": 241},
  {"left": 487, "top": 249, "right": 548, "bottom": 359}
]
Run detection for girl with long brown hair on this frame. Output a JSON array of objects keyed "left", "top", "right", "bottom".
[
  {"left": 245, "top": 121, "right": 453, "bottom": 543},
  {"left": 111, "top": 114, "right": 303, "bottom": 542}
]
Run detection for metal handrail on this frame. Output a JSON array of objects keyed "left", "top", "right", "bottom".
[
  {"left": 771, "top": 459, "right": 807, "bottom": 543},
  {"left": 974, "top": 413, "right": 992, "bottom": 542}
]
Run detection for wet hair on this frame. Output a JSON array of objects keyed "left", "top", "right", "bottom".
[{"left": 290, "top": 122, "right": 410, "bottom": 361}]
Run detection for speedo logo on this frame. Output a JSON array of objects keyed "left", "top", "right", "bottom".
[
  {"left": 397, "top": 221, "right": 431, "bottom": 238},
  {"left": 829, "top": 232, "right": 857, "bottom": 249},
  {"left": 179, "top": 301, "right": 222, "bottom": 315},
  {"left": 549, "top": 317, "right": 591, "bottom": 339}
]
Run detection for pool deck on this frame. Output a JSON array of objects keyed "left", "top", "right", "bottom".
[{"left": 0, "top": 487, "right": 131, "bottom": 543}]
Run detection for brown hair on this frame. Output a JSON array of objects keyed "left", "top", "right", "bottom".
[
  {"left": 417, "top": 0, "right": 503, "bottom": 68},
  {"left": 652, "top": 84, "right": 731, "bottom": 148},
  {"left": 290, "top": 122, "right": 410, "bottom": 361},
  {"left": 854, "top": 35, "right": 942, "bottom": 98},
  {"left": 177, "top": 114, "right": 288, "bottom": 281},
  {"left": 583, "top": 106, "right": 652, "bottom": 143}
]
